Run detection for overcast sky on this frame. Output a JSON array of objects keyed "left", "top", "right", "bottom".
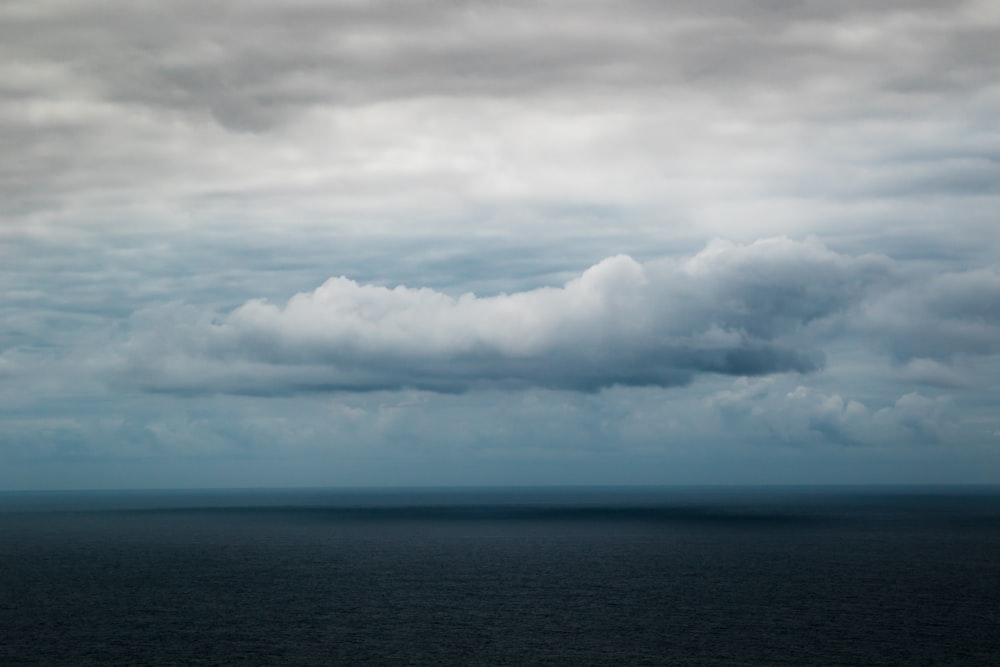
[{"left": 2, "top": 0, "right": 999, "bottom": 489}]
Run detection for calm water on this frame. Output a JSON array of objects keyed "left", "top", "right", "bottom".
[{"left": 1, "top": 487, "right": 998, "bottom": 665}]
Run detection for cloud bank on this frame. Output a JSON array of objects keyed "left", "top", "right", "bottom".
[
  {"left": 4, "top": 0, "right": 998, "bottom": 252},
  {"left": 3, "top": 1, "right": 1000, "bottom": 486},
  {"left": 116, "top": 238, "right": 892, "bottom": 395}
]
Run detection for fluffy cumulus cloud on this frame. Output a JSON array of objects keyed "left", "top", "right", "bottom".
[{"left": 113, "top": 238, "right": 893, "bottom": 395}]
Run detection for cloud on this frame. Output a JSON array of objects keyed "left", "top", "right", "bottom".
[
  {"left": 3, "top": 0, "right": 998, "bottom": 254},
  {"left": 6, "top": 0, "right": 993, "bottom": 128},
  {"left": 2, "top": 1, "right": 1000, "bottom": 487},
  {"left": 707, "top": 378, "right": 960, "bottom": 447},
  {"left": 895, "top": 358, "right": 976, "bottom": 389},
  {"left": 709, "top": 379, "right": 869, "bottom": 446},
  {"left": 112, "top": 238, "right": 891, "bottom": 395},
  {"left": 871, "top": 392, "right": 956, "bottom": 445},
  {"left": 864, "top": 267, "right": 1000, "bottom": 362}
]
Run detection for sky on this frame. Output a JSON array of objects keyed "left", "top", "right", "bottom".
[{"left": 2, "top": 0, "right": 999, "bottom": 490}]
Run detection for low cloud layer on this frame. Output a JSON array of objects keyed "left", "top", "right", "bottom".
[
  {"left": 708, "top": 378, "right": 959, "bottom": 447},
  {"left": 116, "top": 238, "right": 893, "bottom": 395}
]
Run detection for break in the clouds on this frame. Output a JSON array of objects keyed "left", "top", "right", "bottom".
[{"left": 115, "top": 237, "right": 896, "bottom": 395}]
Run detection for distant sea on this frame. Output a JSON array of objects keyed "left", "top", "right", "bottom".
[{"left": 1, "top": 486, "right": 998, "bottom": 665}]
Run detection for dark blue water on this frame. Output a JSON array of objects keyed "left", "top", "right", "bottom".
[{"left": 1, "top": 487, "right": 998, "bottom": 665}]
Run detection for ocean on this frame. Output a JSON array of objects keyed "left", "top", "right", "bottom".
[{"left": 1, "top": 487, "right": 998, "bottom": 665}]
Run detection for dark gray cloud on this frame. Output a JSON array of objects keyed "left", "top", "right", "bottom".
[
  {"left": 5, "top": 0, "right": 993, "bottom": 130},
  {"left": 112, "top": 238, "right": 891, "bottom": 395}
]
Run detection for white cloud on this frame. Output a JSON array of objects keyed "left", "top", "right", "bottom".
[
  {"left": 112, "top": 237, "right": 891, "bottom": 394},
  {"left": 707, "top": 378, "right": 962, "bottom": 448}
]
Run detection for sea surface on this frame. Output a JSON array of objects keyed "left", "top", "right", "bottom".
[{"left": 1, "top": 486, "right": 998, "bottom": 665}]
